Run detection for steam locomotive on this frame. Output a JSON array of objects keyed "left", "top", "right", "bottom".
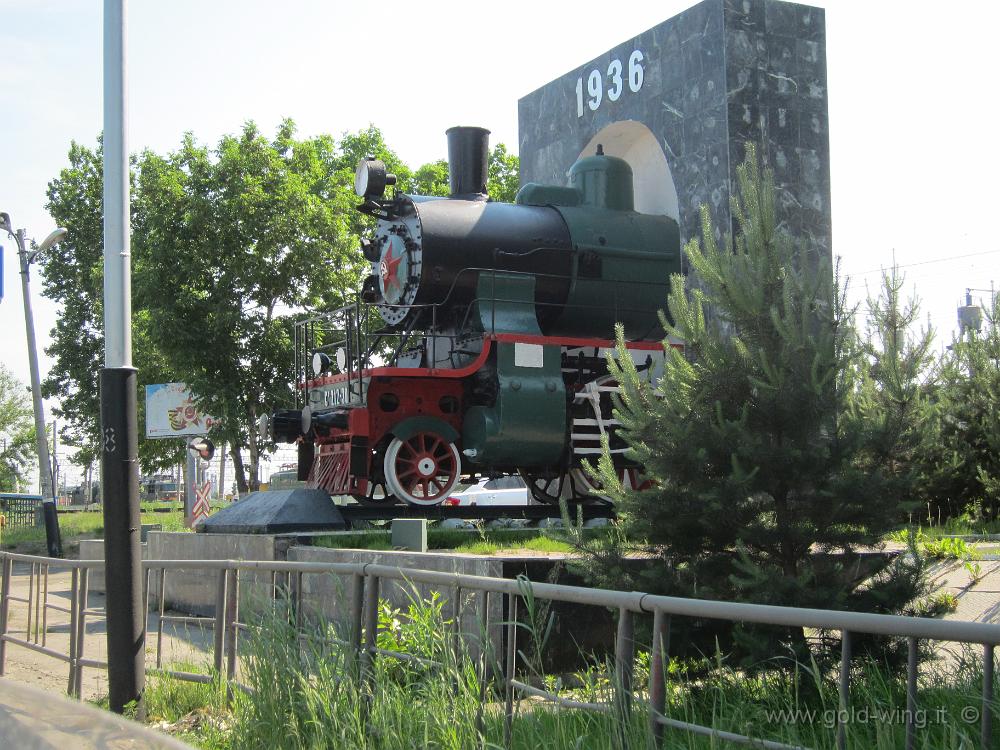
[{"left": 262, "top": 127, "right": 682, "bottom": 506}]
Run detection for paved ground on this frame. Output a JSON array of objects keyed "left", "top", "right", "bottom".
[
  {"left": 1, "top": 562, "right": 213, "bottom": 701},
  {"left": 935, "top": 558, "right": 1000, "bottom": 624},
  {"left": 875, "top": 542, "right": 1000, "bottom": 626},
  {"left": 0, "top": 679, "right": 193, "bottom": 749}
]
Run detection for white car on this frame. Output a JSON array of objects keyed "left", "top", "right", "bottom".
[{"left": 443, "top": 475, "right": 529, "bottom": 506}]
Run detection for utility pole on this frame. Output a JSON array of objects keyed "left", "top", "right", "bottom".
[
  {"left": 1, "top": 214, "right": 67, "bottom": 557},
  {"left": 100, "top": 0, "right": 144, "bottom": 716},
  {"left": 218, "top": 441, "right": 227, "bottom": 501},
  {"left": 184, "top": 446, "right": 196, "bottom": 522},
  {"left": 51, "top": 419, "right": 58, "bottom": 502}
]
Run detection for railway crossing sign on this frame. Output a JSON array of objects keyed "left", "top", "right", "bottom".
[
  {"left": 190, "top": 481, "right": 212, "bottom": 524},
  {"left": 183, "top": 437, "right": 215, "bottom": 524}
]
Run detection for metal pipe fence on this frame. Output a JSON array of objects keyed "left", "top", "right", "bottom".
[
  {"left": 0, "top": 495, "right": 43, "bottom": 531},
  {"left": 1, "top": 550, "right": 998, "bottom": 749}
]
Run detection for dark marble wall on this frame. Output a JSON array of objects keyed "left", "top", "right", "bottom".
[{"left": 517, "top": 0, "right": 830, "bottom": 259}]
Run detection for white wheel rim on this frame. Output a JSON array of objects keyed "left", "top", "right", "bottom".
[{"left": 383, "top": 434, "right": 461, "bottom": 506}]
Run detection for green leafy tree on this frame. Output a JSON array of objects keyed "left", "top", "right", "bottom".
[
  {"left": 920, "top": 296, "right": 1000, "bottom": 521},
  {"left": 42, "top": 140, "right": 184, "bottom": 474},
  {"left": 588, "top": 145, "right": 926, "bottom": 667},
  {"left": 0, "top": 366, "right": 36, "bottom": 492},
  {"left": 487, "top": 143, "right": 519, "bottom": 202},
  {"left": 410, "top": 159, "right": 450, "bottom": 197},
  {"left": 135, "top": 120, "right": 366, "bottom": 491}
]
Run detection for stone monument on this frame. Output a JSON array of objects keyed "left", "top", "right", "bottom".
[{"left": 518, "top": 0, "right": 830, "bottom": 259}]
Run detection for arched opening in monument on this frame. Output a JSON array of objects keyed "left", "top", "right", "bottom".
[{"left": 578, "top": 121, "right": 678, "bottom": 220}]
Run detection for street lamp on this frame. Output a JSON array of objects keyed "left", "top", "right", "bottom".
[{"left": 1, "top": 211, "right": 67, "bottom": 557}]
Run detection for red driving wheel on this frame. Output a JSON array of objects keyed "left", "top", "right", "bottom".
[{"left": 383, "top": 432, "right": 461, "bottom": 506}]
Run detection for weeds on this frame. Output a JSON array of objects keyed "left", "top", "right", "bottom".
[
  {"left": 964, "top": 560, "right": 986, "bottom": 584},
  {"left": 921, "top": 536, "right": 977, "bottom": 561},
  {"left": 911, "top": 591, "right": 960, "bottom": 618}
]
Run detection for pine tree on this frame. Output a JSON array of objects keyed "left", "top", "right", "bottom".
[
  {"left": 855, "top": 267, "right": 935, "bottom": 515},
  {"left": 920, "top": 296, "right": 1000, "bottom": 521},
  {"left": 587, "top": 145, "right": 927, "bottom": 667}
]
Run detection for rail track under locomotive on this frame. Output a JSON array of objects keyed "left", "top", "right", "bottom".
[{"left": 262, "top": 126, "right": 682, "bottom": 511}]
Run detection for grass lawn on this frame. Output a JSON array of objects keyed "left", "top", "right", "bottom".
[
  {"left": 891, "top": 515, "right": 1000, "bottom": 540},
  {"left": 313, "top": 527, "right": 606, "bottom": 555},
  {"left": 0, "top": 506, "right": 194, "bottom": 555}
]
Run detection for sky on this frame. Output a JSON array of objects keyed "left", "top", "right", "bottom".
[{"left": 1, "top": 0, "right": 998, "bottom": 487}]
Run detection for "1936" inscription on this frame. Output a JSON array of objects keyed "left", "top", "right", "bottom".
[{"left": 575, "top": 50, "right": 645, "bottom": 117}]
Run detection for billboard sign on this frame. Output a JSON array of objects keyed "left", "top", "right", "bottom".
[{"left": 145, "top": 383, "right": 216, "bottom": 438}]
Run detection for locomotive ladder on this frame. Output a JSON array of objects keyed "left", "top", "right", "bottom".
[{"left": 570, "top": 377, "right": 627, "bottom": 457}]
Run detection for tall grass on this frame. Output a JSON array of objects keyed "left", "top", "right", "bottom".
[
  {"left": 219, "top": 589, "right": 996, "bottom": 750},
  {"left": 888, "top": 513, "right": 1000, "bottom": 541}
]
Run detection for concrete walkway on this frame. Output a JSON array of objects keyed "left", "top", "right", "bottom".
[
  {"left": 934, "top": 558, "right": 1000, "bottom": 625},
  {"left": 0, "top": 679, "right": 192, "bottom": 749}
]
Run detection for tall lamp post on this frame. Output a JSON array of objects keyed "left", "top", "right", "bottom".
[
  {"left": 102, "top": 0, "right": 145, "bottom": 716},
  {"left": 1, "top": 212, "right": 67, "bottom": 558}
]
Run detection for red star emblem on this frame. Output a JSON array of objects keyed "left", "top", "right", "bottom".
[{"left": 380, "top": 242, "right": 404, "bottom": 297}]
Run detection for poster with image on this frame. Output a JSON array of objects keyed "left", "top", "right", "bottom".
[{"left": 145, "top": 383, "right": 216, "bottom": 438}]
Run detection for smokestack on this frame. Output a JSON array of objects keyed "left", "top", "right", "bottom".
[{"left": 446, "top": 126, "right": 490, "bottom": 198}]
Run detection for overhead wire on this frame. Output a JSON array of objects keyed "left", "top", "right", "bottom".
[{"left": 843, "top": 249, "right": 1000, "bottom": 277}]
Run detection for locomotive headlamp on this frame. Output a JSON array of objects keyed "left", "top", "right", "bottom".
[
  {"left": 312, "top": 351, "right": 332, "bottom": 375},
  {"left": 301, "top": 405, "right": 348, "bottom": 436},
  {"left": 354, "top": 157, "right": 396, "bottom": 199}
]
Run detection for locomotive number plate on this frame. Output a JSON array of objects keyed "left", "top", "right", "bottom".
[{"left": 514, "top": 343, "right": 544, "bottom": 368}]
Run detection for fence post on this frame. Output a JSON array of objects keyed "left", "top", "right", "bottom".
[
  {"left": 0, "top": 556, "right": 11, "bottom": 675},
  {"left": 42, "top": 564, "right": 49, "bottom": 647},
  {"left": 26, "top": 562, "right": 34, "bottom": 639},
  {"left": 503, "top": 593, "right": 518, "bottom": 749},
  {"left": 225, "top": 567, "right": 239, "bottom": 703},
  {"left": 361, "top": 574, "right": 380, "bottom": 692},
  {"left": 350, "top": 573, "right": 364, "bottom": 676},
  {"left": 837, "top": 630, "right": 852, "bottom": 750},
  {"left": 34, "top": 561, "right": 42, "bottom": 643},
  {"left": 294, "top": 571, "right": 303, "bottom": 632},
  {"left": 213, "top": 568, "right": 227, "bottom": 675},
  {"left": 156, "top": 568, "right": 166, "bottom": 668},
  {"left": 648, "top": 609, "right": 670, "bottom": 746},
  {"left": 66, "top": 567, "right": 79, "bottom": 696},
  {"left": 453, "top": 585, "right": 463, "bottom": 666},
  {"left": 142, "top": 566, "right": 151, "bottom": 634},
  {"left": 614, "top": 607, "right": 635, "bottom": 749},
  {"left": 982, "top": 643, "right": 994, "bottom": 750},
  {"left": 905, "top": 636, "right": 918, "bottom": 750},
  {"left": 73, "top": 567, "right": 89, "bottom": 698},
  {"left": 475, "top": 590, "right": 490, "bottom": 739}
]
